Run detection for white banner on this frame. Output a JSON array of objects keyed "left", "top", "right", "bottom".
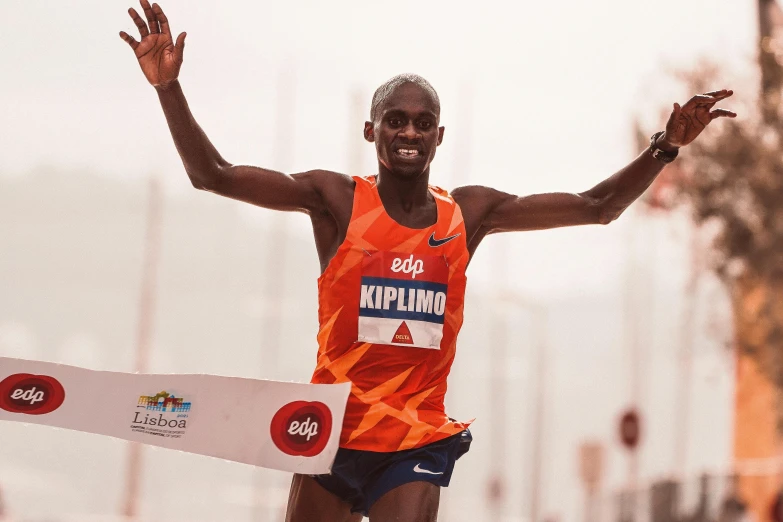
[{"left": 0, "top": 357, "right": 350, "bottom": 474}]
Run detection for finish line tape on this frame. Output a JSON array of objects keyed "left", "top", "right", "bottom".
[{"left": 0, "top": 357, "right": 350, "bottom": 474}]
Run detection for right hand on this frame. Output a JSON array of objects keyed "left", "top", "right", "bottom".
[{"left": 119, "top": 0, "right": 186, "bottom": 88}]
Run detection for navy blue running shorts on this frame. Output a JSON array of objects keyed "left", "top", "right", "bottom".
[{"left": 311, "top": 428, "right": 472, "bottom": 516}]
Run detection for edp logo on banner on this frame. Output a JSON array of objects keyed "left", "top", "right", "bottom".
[
  {"left": 0, "top": 374, "right": 66, "bottom": 415},
  {"left": 0, "top": 357, "right": 350, "bottom": 474},
  {"left": 270, "top": 401, "right": 333, "bottom": 457}
]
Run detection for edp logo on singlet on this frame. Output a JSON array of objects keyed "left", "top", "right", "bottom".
[
  {"left": 358, "top": 252, "right": 449, "bottom": 349},
  {"left": 390, "top": 254, "right": 425, "bottom": 279}
]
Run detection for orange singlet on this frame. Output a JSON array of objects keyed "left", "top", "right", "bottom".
[{"left": 311, "top": 175, "right": 472, "bottom": 452}]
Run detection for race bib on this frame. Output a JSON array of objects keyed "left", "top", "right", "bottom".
[{"left": 358, "top": 251, "right": 448, "bottom": 349}]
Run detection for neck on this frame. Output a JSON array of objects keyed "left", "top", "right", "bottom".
[{"left": 376, "top": 165, "right": 431, "bottom": 210}]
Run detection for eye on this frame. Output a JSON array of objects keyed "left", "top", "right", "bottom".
[
  {"left": 388, "top": 118, "right": 403, "bottom": 127},
  {"left": 418, "top": 121, "right": 432, "bottom": 130}
]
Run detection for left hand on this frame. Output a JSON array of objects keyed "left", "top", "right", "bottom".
[{"left": 660, "top": 89, "right": 737, "bottom": 149}]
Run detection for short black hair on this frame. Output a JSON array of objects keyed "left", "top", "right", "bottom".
[{"left": 370, "top": 73, "right": 441, "bottom": 123}]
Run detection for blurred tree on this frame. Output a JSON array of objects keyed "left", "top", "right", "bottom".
[
  {"left": 639, "top": 0, "right": 783, "bottom": 420},
  {"left": 638, "top": 2, "right": 783, "bottom": 521}
]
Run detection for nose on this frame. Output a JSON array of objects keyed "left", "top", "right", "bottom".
[{"left": 399, "top": 122, "right": 419, "bottom": 141}]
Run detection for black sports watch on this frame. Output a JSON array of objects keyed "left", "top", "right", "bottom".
[{"left": 649, "top": 131, "right": 679, "bottom": 164}]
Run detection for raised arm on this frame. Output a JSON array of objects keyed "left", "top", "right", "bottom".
[
  {"left": 119, "top": 0, "right": 338, "bottom": 214},
  {"left": 454, "top": 90, "right": 736, "bottom": 253}
]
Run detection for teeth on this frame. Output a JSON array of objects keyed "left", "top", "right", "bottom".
[{"left": 397, "top": 149, "right": 419, "bottom": 156}]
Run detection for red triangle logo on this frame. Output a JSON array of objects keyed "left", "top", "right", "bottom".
[{"left": 393, "top": 322, "right": 414, "bottom": 344}]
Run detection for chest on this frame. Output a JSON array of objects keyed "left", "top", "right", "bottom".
[{"left": 381, "top": 202, "right": 438, "bottom": 230}]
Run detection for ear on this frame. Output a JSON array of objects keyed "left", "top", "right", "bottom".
[
  {"left": 364, "top": 121, "right": 375, "bottom": 143},
  {"left": 437, "top": 126, "right": 445, "bottom": 146}
]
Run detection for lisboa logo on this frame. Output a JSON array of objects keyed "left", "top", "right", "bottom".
[
  {"left": 270, "top": 401, "right": 332, "bottom": 457},
  {"left": 0, "top": 374, "right": 66, "bottom": 415}
]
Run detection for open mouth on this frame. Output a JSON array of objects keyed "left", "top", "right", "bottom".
[{"left": 394, "top": 148, "right": 422, "bottom": 159}]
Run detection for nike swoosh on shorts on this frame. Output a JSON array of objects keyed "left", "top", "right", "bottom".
[
  {"left": 413, "top": 463, "right": 444, "bottom": 475},
  {"left": 428, "top": 232, "right": 461, "bottom": 247}
]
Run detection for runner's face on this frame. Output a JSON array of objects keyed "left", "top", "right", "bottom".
[{"left": 366, "top": 83, "right": 444, "bottom": 179}]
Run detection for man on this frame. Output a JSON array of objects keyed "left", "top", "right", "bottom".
[{"left": 119, "top": 2, "right": 736, "bottom": 520}]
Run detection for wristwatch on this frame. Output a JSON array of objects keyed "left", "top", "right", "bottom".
[{"left": 649, "top": 131, "right": 679, "bottom": 164}]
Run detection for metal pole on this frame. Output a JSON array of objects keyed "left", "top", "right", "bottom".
[
  {"left": 121, "top": 175, "right": 164, "bottom": 520},
  {"left": 438, "top": 78, "right": 473, "bottom": 522},
  {"left": 674, "top": 223, "right": 700, "bottom": 480},
  {"left": 451, "top": 78, "right": 474, "bottom": 187},
  {"left": 529, "top": 307, "right": 548, "bottom": 522},
  {"left": 0, "top": 482, "right": 6, "bottom": 520},
  {"left": 488, "top": 242, "right": 509, "bottom": 521},
  {"left": 758, "top": 0, "right": 783, "bottom": 125},
  {"left": 584, "top": 492, "right": 591, "bottom": 522},
  {"left": 252, "top": 64, "right": 296, "bottom": 522},
  {"left": 349, "top": 88, "right": 366, "bottom": 177},
  {"left": 624, "top": 210, "right": 641, "bottom": 516},
  {"left": 492, "top": 291, "right": 548, "bottom": 522},
  {"left": 585, "top": 488, "right": 600, "bottom": 522}
]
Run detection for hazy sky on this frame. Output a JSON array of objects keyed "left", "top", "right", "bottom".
[
  {"left": 0, "top": 0, "right": 757, "bottom": 297},
  {"left": 0, "top": 0, "right": 760, "bottom": 520}
]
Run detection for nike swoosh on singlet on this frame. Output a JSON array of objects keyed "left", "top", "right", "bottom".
[
  {"left": 428, "top": 232, "right": 461, "bottom": 248},
  {"left": 413, "top": 463, "right": 444, "bottom": 475}
]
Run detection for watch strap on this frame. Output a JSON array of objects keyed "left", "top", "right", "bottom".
[{"left": 649, "top": 131, "right": 679, "bottom": 164}]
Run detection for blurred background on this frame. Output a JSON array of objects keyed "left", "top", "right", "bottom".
[{"left": 0, "top": 0, "right": 780, "bottom": 520}]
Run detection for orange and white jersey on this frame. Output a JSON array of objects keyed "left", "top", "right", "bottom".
[{"left": 311, "top": 175, "right": 471, "bottom": 452}]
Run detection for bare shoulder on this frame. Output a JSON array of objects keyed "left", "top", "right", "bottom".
[
  {"left": 293, "top": 169, "right": 356, "bottom": 218},
  {"left": 451, "top": 184, "right": 512, "bottom": 221},
  {"left": 291, "top": 169, "right": 354, "bottom": 191},
  {"left": 451, "top": 184, "right": 510, "bottom": 205},
  {"left": 448, "top": 185, "right": 506, "bottom": 243}
]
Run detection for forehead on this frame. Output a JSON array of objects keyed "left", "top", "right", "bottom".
[{"left": 379, "top": 83, "right": 439, "bottom": 118}]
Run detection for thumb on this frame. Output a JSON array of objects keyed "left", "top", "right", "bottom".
[
  {"left": 174, "top": 32, "right": 187, "bottom": 63},
  {"left": 666, "top": 102, "right": 681, "bottom": 129}
]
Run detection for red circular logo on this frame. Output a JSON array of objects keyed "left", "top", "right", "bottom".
[
  {"left": 0, "top": 374, "right": 66, "bottom": 415},
  {"left": 270, "top": 401, "right": 332, "bottom": 457}
]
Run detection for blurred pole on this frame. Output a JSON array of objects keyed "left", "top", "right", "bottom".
[
  {"left": 487, "top": 241, "right": 509, "bottom": 521},
  {"left": 439, "top": 80, "right": 473, "bottom": 522},
  {"left": 252, "top": 65, "right": 296, "bottom": 522},
  {"left": 492, "top": 291, "right": 549, "bottom": 522},
  {"left": 121, "top": 175, "right": 163, "bottom": 520},
  {"left": 348, "top": 88, "right": 366, "bottom": 176},
  {"left": 758, "top": 0, "right": 783, "bottom": 125},
  {"left": 623, "top": 210, "right": 642, "bottom": 517},
  {"left": 584, "top": 492, "right": 597, "bottom": 522},
  {"left": 674, "top": 223, "right": 700, "bottom": 479},
  {"left": 529, "top": 306, "right": 548, "bottom": 522},
  {"left": 0, "top": 482, "right": 6, "bottom": 520},
  {"left": 451, "top": 78, "right": 474, "bottom": 187}
]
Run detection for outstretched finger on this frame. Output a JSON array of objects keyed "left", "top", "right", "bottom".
[
  {"left": 703, "top": 89, "right": 733, "bottom": 99},
  {"left": 119, "top": 30, "right": 139, "bottom": 50},
  {"left": 140, "top": 0, "right": 159, "bottom": 34},
  {"left": 128, "top": 7, "right": 149, "bottom": 37},
  {"left": 683, "top": 94, "right": 721, "bottom": 111},
  {"left": 710, "top": 109, "right": 737, "bottom": 120},
  {"left": 151, "top": 3, "right": 172, "bottom": 37}
]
